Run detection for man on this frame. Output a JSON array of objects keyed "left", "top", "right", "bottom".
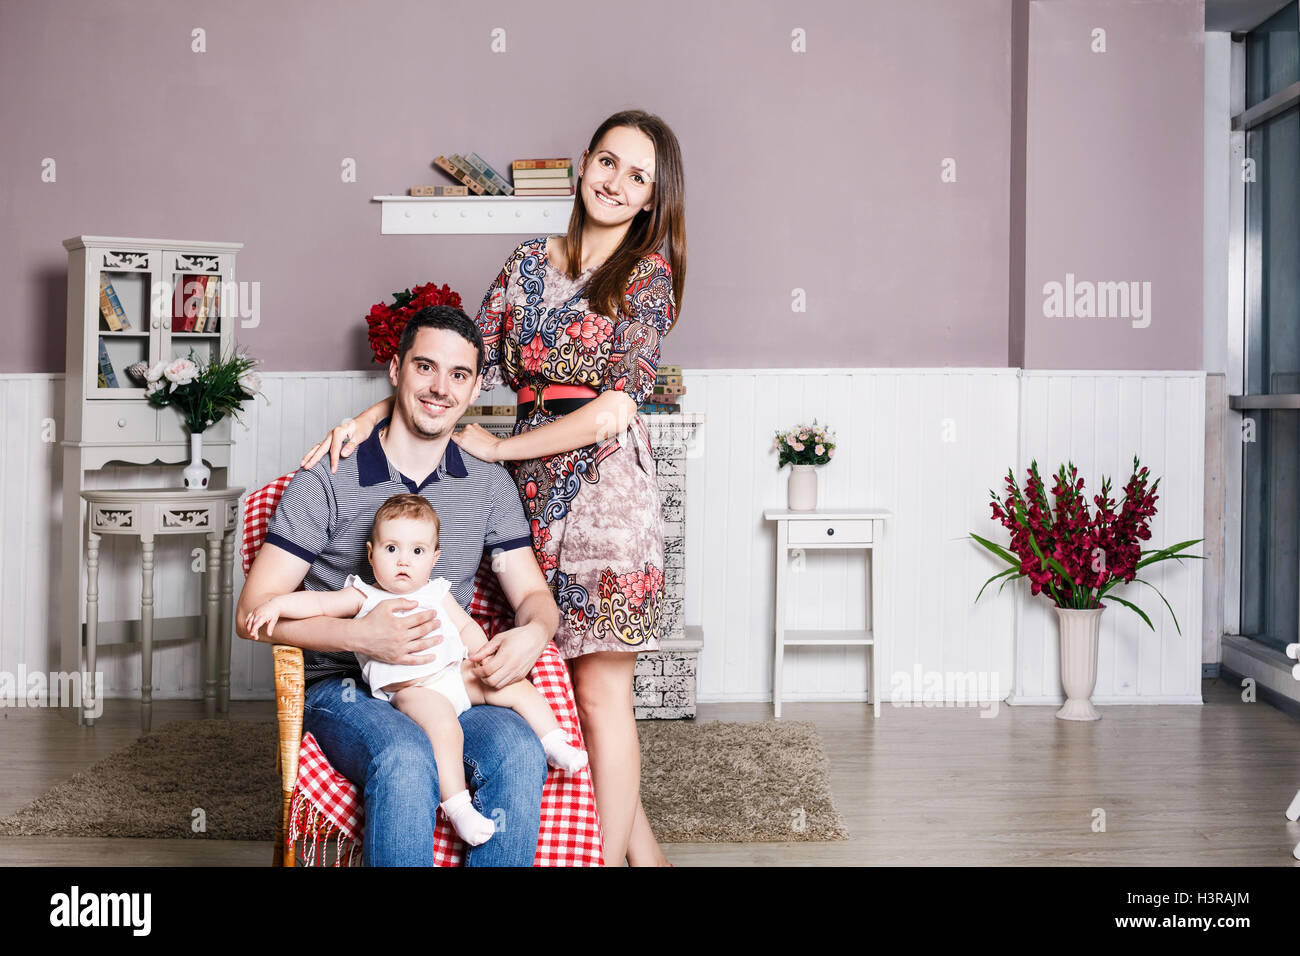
[{"left": 236, "top": 305, "right": 559, "bottom": 866}]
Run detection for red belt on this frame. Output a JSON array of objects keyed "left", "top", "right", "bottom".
[{"left": 516, "top": 384, "right": 598, "bottom": 403}]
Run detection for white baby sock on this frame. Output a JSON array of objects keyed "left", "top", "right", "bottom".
[
  {"left": 540, "top": 729, "right": 589, "bottom": 772},
  {"left": 440, "top": 789, "right": 495, "bottom": 846}
]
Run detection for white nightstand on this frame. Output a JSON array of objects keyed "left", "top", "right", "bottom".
[{"left": 763, "top": 508, "right": 893, "bottom": 718}]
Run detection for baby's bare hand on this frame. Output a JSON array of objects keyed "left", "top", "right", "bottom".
[{"left": 245, "top": 603, "right": 280, "bottom": 640}]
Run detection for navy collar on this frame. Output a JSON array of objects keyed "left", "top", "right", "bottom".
[{"left": 357, "top": 416, "right": 468, "bottom": 491}]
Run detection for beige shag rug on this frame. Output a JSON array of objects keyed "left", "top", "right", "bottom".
[
  {"left": 636, "top": 720, "right": 848, "bottom": 842},
  {"left": 0, "top": 718, "right": 846, "bottom": 843},
  {"left": 0, "top": 719, "right": 279, "bottom": 840}
]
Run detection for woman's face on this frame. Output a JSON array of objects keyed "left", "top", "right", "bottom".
[{"left": 579, "top": 125, "right": 656, "bottom": 225}]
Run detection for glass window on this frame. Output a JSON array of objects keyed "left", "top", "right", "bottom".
[
  {"left": 1245, "top": 2, "right": 1298, "bottom": 108},
  {"left": 1240, "top": 1, "right": 1300, "bottom": 654}
]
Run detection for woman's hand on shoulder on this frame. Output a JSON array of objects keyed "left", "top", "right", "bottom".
[
  {"left": 300, "top": 421, "right": 364, "bottom": 476},
  {"left": 300, "top": 398, "right": 394, "bottom": 473},
  {"left": 452, "top": 422, "right": 503, "bottom": 463},
  {"left": 301, "top": 415, "right": 372, "bottom": 474}
]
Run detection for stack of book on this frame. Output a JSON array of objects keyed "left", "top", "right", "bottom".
[
  {"left": 174, "top": 274, "right": 220, "bottom": 332},
  {"left": 430, "top": 153, "right": 515, "bottom": 196},
  {"left": 638, "top": 365, "right": 684, "bottom": 415},
  {"left": 98, "top": 275, "right": 131, "bottom": 330},
  {"left": 96, "top": 337, "right": 120, "bottom": 388},
  {"left": 512, "top": 159, "right": 574, "bottom": 196}
]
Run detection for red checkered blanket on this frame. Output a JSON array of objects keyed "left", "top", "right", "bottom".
[{"left": 241, "top": 470, "right": 604, "bottom": 866}]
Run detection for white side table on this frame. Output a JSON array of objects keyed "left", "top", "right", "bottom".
[
  {"left": 81, "top": 486, "right": 244, "bottom": 731},
  {"left": 763, "top": 508, "right": 893, "bottom": 718}
]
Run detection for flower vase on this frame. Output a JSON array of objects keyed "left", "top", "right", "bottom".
[
  {"left": 183, "top": 431, "right": 210, "bottom": 491},
  {"left": 1055, "top": 605, "right": 1103, "bottom": 720},
  {"left": 787, "top": 464, "right": 818, "bottom": 511}
]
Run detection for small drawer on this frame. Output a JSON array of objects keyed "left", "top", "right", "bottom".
[
  {"left": 788, "top": 519, "right": 873, "bottom": 545},
  {"left": 82, "top": 403, "right": 156, "bottom": 443}
]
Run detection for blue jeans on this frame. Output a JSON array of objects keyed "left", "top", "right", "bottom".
[{"left": 303, "top": 676, "right": 546, "bottom": 866}]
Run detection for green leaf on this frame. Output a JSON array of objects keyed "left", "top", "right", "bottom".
[
  {"left": 976, "top": 566, "right": 1019, "bottom": 603},
  {"left": 969, "top": 532, "right": 1020, "bottom": 569},
  {"left": 1134, "top": 539, "right": 1204, "bottom": 571},
  {"left": 1131, "top": 578, "right": 1183, "bottom": 635},
  {"left": 1101, "top": 593, "right": 1155, "bottom": 630}
]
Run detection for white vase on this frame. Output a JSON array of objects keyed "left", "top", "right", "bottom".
[
  {"left": 183, "top": 431, "right": 210, "bottom": 491},
  {"left": 787, "top": 464, "right": 818, "bottom": 511},
  {"left": 1055, "top": 605, "right": 1103, "bottom": 721}
]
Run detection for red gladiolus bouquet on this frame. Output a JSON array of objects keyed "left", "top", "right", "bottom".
[
  {"left": 970, "top": 457, "right": 1202, "bottom": 631},
  {"left": 365, "top": 283, "right": 463, "bottom": 364}
]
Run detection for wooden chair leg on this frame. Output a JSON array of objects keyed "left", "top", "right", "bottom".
[{"left": 273, "top": 644, "right": 305, "bottom": 867}]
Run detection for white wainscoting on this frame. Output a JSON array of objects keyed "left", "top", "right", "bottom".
[
  {"left": 682, "top": 369, "right": 1022, "bottom": 705},
  {"left": 1009, "top": 372, "right": 1206, "bottom": 705},
  {"left": 1, "top": 368, "right": 1206, "bottom": 707},
  {"left": 682, "top": 369, "right": 1204, "bottom": 707}
]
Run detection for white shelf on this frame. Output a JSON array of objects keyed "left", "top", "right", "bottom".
[
  {"left": 769, "top": 508, "right": 890, "bottom": 718},
  {"left": 781, "top": 628, "right": 875, "bottom": 647},
  {"left": 374, "top": 195, "right": 576, "bottom": 235}
]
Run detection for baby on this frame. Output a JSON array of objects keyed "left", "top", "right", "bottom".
[{"left": 245, "top": 492, "right": 587, "bottom": 847}]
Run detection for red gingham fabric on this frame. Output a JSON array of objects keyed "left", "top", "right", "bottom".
[
  {"left": 240, "top": 470, "right": 297, "bottom": 577},
  {"left": 246, "top": 470, "right": 605, "bottom": 866}
]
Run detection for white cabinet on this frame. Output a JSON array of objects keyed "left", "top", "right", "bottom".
[{"left": 59, "top": 236, "right": 244, "bottom": 699}]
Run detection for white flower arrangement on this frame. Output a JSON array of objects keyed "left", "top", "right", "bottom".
[{"left": 145, "top": 346, "right": 266, "bottom": 434}]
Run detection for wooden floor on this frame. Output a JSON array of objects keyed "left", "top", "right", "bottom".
[{"left": 2, "top": 678, "right": 1298, "bottom": 866}]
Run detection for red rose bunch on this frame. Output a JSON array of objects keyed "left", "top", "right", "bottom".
[
  {"left": 366, "top": 283, "right": 463, "bottom": 364},
  {"left": 972, "top": 457, "right": 1200, "bottom": 631}
]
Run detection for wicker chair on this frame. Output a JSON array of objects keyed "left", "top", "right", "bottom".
[{"left": 241, "top": 471, "right": 604, "bottom": 866}]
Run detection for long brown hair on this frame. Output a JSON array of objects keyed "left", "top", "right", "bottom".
[{"left": 561, "top": 110, "right": 686, "bottom": 330}]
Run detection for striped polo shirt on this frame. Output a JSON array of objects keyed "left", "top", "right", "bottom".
[{"left": 264, "top": 416, "right": 534, "bottom": 685}]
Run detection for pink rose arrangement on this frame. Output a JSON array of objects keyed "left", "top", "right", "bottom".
[{"left": 772, "top": 420, "right": 835, "bottom": 467}]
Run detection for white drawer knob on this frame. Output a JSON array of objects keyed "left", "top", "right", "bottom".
[{"left": 117, "top": 418, "right": 127, "bottom": 428}]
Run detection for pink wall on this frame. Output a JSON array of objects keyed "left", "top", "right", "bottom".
[
  {"left": 1024, "top": 0, "right": 1205, "bottom": 369},
  {"left": 0, "top": 0, "right": 1203, "bottom": 374}
]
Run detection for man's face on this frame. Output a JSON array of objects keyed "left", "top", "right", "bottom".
[{"left": 388, "top": 326, "right": 482, "bottom": 439}]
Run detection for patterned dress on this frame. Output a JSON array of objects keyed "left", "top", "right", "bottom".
[{"left": 474, "top": 236, "right": 676, "bottom": 659}]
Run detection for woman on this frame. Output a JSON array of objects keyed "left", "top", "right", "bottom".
[{"left": 301, "top": 110, "right": 685, "bottom": 866}]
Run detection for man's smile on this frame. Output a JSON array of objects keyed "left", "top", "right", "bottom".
[{"left": 419, "top": 397, "right": 453, "bottom": 415}]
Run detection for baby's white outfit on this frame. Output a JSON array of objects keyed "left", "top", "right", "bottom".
[{"left": 345, "top": 574, "right": 471, "bottom": 714}]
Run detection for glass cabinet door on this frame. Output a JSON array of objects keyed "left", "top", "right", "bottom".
[
  {"left": 90, "top": 247, "right": 158, "bottom": 398},
  {"left": 162, "top": 251, "right": 226, "bottom": 368}
]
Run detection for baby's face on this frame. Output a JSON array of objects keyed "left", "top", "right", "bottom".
[{"left": 366, "top": 515, "right": 439, "bottom": 593}]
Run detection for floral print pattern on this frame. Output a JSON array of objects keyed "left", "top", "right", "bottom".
[{"left": 474, "top": 237, "right": 674, "bottom": 655}]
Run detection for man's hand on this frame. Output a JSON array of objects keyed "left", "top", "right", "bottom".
[
  {"left": 467, "top": 620, "right": 550, "bottom": 689},
  {"left": 354, "top": 597, "right": 446, "bottom": 665}
]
